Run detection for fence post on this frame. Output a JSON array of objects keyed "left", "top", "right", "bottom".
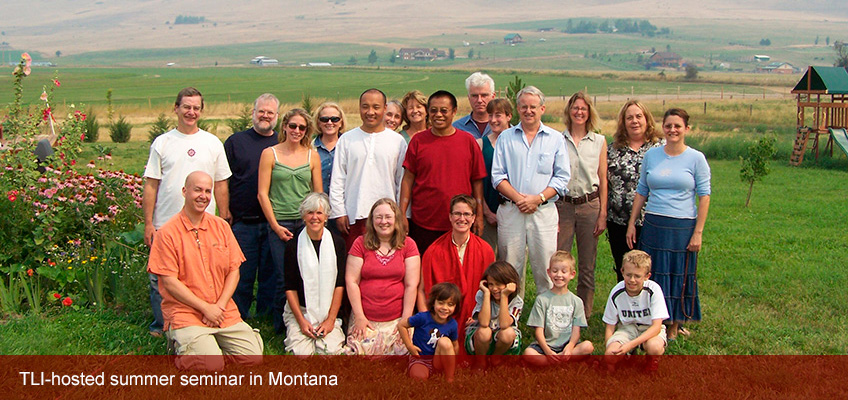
[{"left": 704, "top": 102, "right": 707, "bottom": 114}]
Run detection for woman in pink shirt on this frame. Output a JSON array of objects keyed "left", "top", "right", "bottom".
[{"left": 345, "top": 198, "right": 421, "bottom": 354}]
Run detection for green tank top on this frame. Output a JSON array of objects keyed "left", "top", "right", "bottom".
[{"left": 269, "top": 147, "right": 312, "bottom": 220}]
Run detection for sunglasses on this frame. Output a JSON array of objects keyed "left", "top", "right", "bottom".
[
  {"left": 287, "top": 123, "right": 308, "bottom": 132},
  {"left": 318, "top": 116, "right": 341, "bottom": 123}
]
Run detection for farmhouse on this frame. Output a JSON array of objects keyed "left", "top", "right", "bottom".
[
  {"left": 756, "top": 62, "right": 798, "bottom": 74},
  {"left": 398, "top": 48, "right": 447, "bottom": 61},
  {"left": 649, "top": 52, "right": 682, "bottom": 68},
  {"left": 504, "top": 33, "right": 523, "bottom": 44}
]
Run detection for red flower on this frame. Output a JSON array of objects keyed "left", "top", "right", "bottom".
[
  {"left": 53, "top": 293, "right": 61, "bottom": 299},
  {"left": 7, "top": 193, "right": 16, "bottom": 202},
  {"left": 62, "top": 297, "right": 73, "bottom": 306},
  {"left": 26, "top": 269, "right": 33, "bottom": 276},
  {"left": 53, "top": 79, "right": 61, "bottom": 87},
  {"left": 70, "top": 160, "right": 76, "bottom": 166}
]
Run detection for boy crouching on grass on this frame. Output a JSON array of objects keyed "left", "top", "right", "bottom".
[
  {"left": 522, "top": 251, "right": 594, "bottom": 366},
  {"left": 398, "top": 283, "right": 461, "bottom": 382},
  {"left": 603, "top": 250, "right": 668, "bottom": 371}
]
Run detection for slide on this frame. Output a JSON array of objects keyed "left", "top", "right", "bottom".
[{"left": 830, "top": 128, "right": 848, "bottom": 157}]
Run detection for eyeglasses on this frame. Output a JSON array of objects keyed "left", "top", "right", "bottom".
[
  {"left": 287, "top": 123, "right": 308, "bottom": 132},
  {"left": 450, "top": 211, "right": 474, "bottom": 219},
  {"left": 570, "top": 106, "right": 589, "bottom": 112},
  {"left": 318, "top": 116, "right": 341, "bottom": 123}
]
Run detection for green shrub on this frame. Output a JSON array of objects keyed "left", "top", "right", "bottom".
[
  {"left": 226, "top": 106, "right": 252, "bottom": 134},
  {"left": 197, "top": 119, "right": 216, "bottom": 134},
  {"left": 83, "top": 109, "right": 100, "bottom": 143},
  {"left": 109, "top": 117, "right": 132, "bottom": 143},
  {"left": 148, "top": 113, "right": 173, "bottom": 143}
]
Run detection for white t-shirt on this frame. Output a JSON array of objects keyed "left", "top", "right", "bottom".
[
  {"left": 468, "top": 289, "right": 524, "bottom": 330},
  {"left": 328, "top": 127, "right": 407, "bottom": 221},
  {"left": 602, "top": 280, "right": 669, "bottom": 326},
  {"left": 144, "top": 129, "right": 231, "bottom": 228}
]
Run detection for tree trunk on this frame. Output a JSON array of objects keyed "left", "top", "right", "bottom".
[{"left": 745, "top": 181, "right": 754, "bottom": 207}]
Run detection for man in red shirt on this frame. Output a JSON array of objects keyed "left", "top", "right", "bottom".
[
  {"left": 400, "top": 90, "right": 486, "bottom": 256},
  {"left": 148, "top": 171, "right": 263, "bottom": 370}
]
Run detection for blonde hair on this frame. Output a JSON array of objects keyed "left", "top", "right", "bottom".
[
  {"left": 312, "top": 102, "right": 347, "bottom": 138},
  {"left": 563, "top": 91, "right": 600, "bottom": 133},
  {"left": 622, "top": 250, "right": 652, "bottom": 274},
  {"left": 280, "top": 108, "right": 313, "bottom": 147},
  {"left": 400, "top": 90, "right": 429, "bottom": 131},
  {"left": 549, "top": 250, "right": 576, "bottom": 272},
  {"left": 612, "top": 100, "right": 660, "bottom": 149}
]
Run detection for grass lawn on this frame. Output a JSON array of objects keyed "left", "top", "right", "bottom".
[{"left": 1, "top": 158, "right": 845, "bottom": 355}]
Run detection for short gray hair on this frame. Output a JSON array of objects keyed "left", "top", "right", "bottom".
[
  {"left": 517, "top": 86, "right": 545, "bottom": 106},
  {"left": 465, "top": 72, "right": 495, "bottom": 93},
  {"left": 254, "top": 93, "right": 280, "bottom": 110},
  {"left": 299, "top": 192, "right": 331, "bottom": 219}
]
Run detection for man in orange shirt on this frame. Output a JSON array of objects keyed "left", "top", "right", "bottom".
[{"left": 148, "top": 171, "right": 263, "bottom": 370}]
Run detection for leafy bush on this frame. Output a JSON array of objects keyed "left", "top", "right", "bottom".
[
  {"left": 148, "top": 113, "right": 173, "bottom": 143},
  {"left": 109, "top": 117, "right": 132, "bottom": 143},
  {"left": 83, "top": 108, "right": 100, "bottom": 143},
  {"left": 197, "top": 118, "right": 216, "bottom": 134},
  {"left": 226, "top": 106, "right": 252, "bottom": 134},
  {"left": 0, "top": 53, "right": 145, "bottom": 314}
]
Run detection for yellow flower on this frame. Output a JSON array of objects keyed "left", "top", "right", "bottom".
[
  {"left": 81, "top": 260, "right": 87, "bottom": 264},
  {"left": 90, "top": 256, "right": 97, "bottom": 261},
  {"left": 67, "top": 266, "right": 72, "bottom": 270}
]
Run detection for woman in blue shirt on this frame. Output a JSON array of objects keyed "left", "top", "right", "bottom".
[{"left": 626, "top": 108, "right": 710, "bottom": 341}]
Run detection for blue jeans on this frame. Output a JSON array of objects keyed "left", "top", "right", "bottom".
[
  {"left": 148, "top": 273, "right": 163, "bottom": 332},
  {"left": 268, "top": 219, "right": 304, "bottom": 333},
  {"left": 231, "top": 221, "right": 276, "bottom": 319}
]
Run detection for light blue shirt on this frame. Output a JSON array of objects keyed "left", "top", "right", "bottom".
[
  {"left": 453, "top": 114, "right": 491, "bottom": 140},
  {"left": 491, "top": 122, "right": 570, "bottom": 201},
  {"left": 636, "top": 146, "right": 711, "bottom": 219}
]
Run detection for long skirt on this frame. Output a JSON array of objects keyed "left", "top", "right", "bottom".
[{"left": 639, "top": 213, "right": 701, "bottom": 323}]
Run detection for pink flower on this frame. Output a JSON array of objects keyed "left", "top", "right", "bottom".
[
  {"left": 40, "top": 91, "right": 48, "bottom": 101},
  {"left": 22, "top": 53, "right": 32, "bottom": 66},
  {"left": 23, "top": 66, "right": 31, "bottom": 76},
  {"left": 12, "top": 66, "right": 20, "bottom": 75},
  {"left": 86, "top": 161, "right": 96, "bottom": 168},
  {"left": 53, "top": 79, "right": 61, "bottom": 87},
  {"left": 62, "top": 297, "right": 73, "bottom": 307}
]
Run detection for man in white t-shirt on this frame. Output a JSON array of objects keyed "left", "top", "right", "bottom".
[
  {"left": 329, "top": 88, "right": 407, "bottom": 250},
  {"left": 142, "top": 87, "right": 233, "bottom": 336}
]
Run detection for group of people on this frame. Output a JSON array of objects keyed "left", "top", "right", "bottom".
[{"left": 142, "top": 71, "right": 710, "bottom": 376}]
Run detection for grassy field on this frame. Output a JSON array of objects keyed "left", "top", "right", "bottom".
[
  {"left": 25, "top": 17, "right": 845, "bottom": 74},
  {"left": 1, "top": 146, "right": 845, "bottom": 355}
]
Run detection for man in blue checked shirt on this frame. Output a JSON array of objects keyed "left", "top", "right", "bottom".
[{"left": 490, "top": 86, "right": 570, "bottom": 298}]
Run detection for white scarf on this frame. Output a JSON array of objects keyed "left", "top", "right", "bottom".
[{"left": 296, "top": 227, "right": 337, "bottom": 325}]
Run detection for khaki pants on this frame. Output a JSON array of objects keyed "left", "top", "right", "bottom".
[
  {"left": 556, "top": 197, "right": 600, "bottom": 316},
  {"left": 497, "top": 202, "right": 557, "bottom": 298},
  {"left": 168, "top": 321, "right": 264, "bottom": 371}
]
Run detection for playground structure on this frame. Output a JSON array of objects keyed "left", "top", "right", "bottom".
[{"left": 790, "top": 66, "right": 848, "bottom": 165}]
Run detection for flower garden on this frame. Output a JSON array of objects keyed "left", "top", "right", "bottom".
[{"left": 0, "top": 54, "right": 147, "bottom": 317}]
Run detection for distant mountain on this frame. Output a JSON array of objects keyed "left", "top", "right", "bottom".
[{"left": 1, "top": 0, "right": 845, "bottom": 57}]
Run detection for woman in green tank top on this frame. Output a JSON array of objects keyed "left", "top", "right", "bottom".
[{"left": 257, "top": 108, "right": 323, "bottom": 333}]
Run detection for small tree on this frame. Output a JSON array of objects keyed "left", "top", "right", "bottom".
[
  {"left": 449, "top": 48, "right": 455, "bottom": 60},
  {"left": 684, "top": 65, "right": 698, "bottom": 81},
  {"left": 740, "top": 136, "right": 776, "bottom": 207},
  {"left": 390, "top": 49, "right": 397, "bottom": 63},
  {"left": 467, "top": 49, "right": 474, "bottom": 59},
  {"left": 109, "top": 116, "right": 132, "bottom": 143},
  {"left": 226, "top": 106, "right": 252, "bottom": 134},
  {"left": 505, "top": 75, "right": 525, "bottom": 126},
  {"left": 55, "top": 50, "right": 62, "bottom": 57},
  {"left": 826, "top": 36, "right": 830, "bottom": 46},
  {"left": 347, "top": 56, "right": 357, "bottom": 65},
  {"left": 834, "top": 41, "right": 848, "bottom": 68},
  {"left": 368, "top": 49, "right": 378, "bottom": 65},
  {"left": 300, "top": 94, "right": 314, "bottom": 114},
  {"left": 83, "top": 108, "right": 100, "bottom": 143},
  {"left": 148, "top": 113, "right": 174, "bottom": 143}
]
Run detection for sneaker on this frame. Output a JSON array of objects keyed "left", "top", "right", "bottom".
[{"left": 149, "top": 329, "right": 164, "bottom": 338}]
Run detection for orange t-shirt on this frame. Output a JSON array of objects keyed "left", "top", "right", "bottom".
[{"left": 147, "top": 210, "right": 246, "bottom": 331}]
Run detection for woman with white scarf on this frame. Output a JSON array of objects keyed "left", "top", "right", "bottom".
[{"left": 283, "top": 192, "right": 347, "bottom": 355}]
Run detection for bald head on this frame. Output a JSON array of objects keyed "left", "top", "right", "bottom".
[{"left": 185, "top": 171, "right": 213, "bottom": 188}]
